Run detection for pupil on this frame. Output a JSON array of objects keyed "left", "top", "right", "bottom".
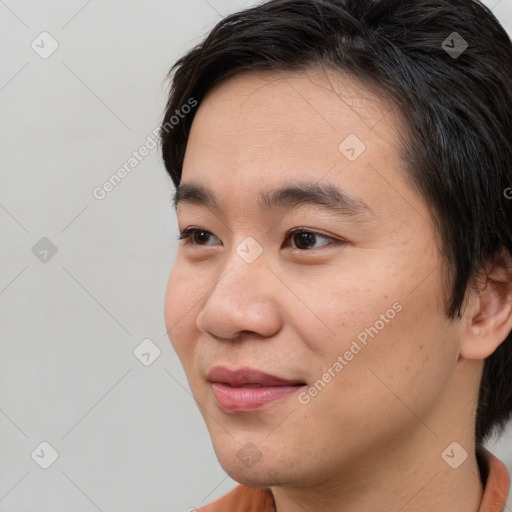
[
  {"left": 196, "top": 231, "right": 209, "bottom": 243},
  {"left": 296, "top": 232, "right": 314, "bottom": 249}
]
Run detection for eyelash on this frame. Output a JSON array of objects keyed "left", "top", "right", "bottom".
[{"left": 176, "top": 227, "right": 344, "bottom": 251}]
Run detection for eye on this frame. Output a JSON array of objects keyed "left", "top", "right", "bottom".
[
  {"left": 285, "top": 228, "right": 338, "bottom": 250},
  {"left": 177, "top": 227, "right": 343, "bottom": 250},
  {"left": 177, "top": 227, "right": 220, "bottom": 246}
]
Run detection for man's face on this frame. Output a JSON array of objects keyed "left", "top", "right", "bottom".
[{"left": 165, "top": 69, "right": 469, "bottom": 487}]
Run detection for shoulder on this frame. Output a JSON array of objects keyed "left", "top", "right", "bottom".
[{"left": 478, "top": 446, "right": 510, "bottom": 512}]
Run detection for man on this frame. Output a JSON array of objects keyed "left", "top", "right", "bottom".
[{"left": 160, "top": 0, "right": 512, "bottom": 510}]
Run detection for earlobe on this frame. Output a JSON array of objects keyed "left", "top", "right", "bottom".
[{"left": 460, "top": 252, "right": 512, "bottom": 361}]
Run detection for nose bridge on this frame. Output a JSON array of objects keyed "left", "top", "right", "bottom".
[
  {"left": 213, "top": 233, "right": 268, "bottom": 296},
  {"left": 208, "top": 239, "right": 268, "bottom": 310},
  {"left": 196, "top": 237, "right": 281, "bottom": 339}
]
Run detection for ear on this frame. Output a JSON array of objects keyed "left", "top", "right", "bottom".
[{"left": 460, "top": 249, "right": 512, "bottom": 360}]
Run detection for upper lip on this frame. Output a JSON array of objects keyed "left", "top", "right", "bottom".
[{"left": 206, "top": 365, "right": 305, "bottom": 387}]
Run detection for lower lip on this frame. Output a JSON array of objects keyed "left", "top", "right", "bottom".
[{"left": 210, "top": 382, "right": 305, "bottom": 413}]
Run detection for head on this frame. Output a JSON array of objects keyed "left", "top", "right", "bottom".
[{"left": 161, "top": 0, "right": 512, "bottom": 487}]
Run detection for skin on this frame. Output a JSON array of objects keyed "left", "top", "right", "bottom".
[{"left": 164, "top": 68, "right": 512, "bottom": 512}]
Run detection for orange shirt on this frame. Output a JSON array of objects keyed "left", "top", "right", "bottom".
[{"left": 196, "top": 447, "right": 509, "bottom": 512}]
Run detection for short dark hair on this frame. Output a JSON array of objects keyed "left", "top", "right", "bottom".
[{"left": 160, "top": 0, "right": 512, "bottom": 445}]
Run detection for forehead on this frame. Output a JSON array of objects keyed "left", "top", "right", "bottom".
[
  {"left": 191, "top": 66, "right": 400, "bottom": 144},
  {"left": 181, "top": 67, "right": 408, "bottom": 218}
]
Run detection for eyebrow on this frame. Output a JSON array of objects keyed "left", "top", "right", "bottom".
[{"left": 172, "top": 180, "right": 376, "bottom": 221}]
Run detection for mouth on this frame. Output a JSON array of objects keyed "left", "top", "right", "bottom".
[
  {"left": 206, "top": 365, "right": 306, "bottom": 387},
  {"left": 223, "top": 383, "right": 292, "bottom": 388},
  {"left": 206, "top": 365, "right": 307, "bottom": 413}
]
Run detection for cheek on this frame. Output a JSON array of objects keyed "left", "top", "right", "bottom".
[
  {"left": 293, "top": 260, "right": 456, "bottom": 401},
  {"left": 283, "top": 266, "right": 398, "bottom": 360},
  {"left": 164, "top": 260, "right": 202, "bottom": 356},
  {"left": 321, "top": 286, "right": 458, "bottom": 433}
]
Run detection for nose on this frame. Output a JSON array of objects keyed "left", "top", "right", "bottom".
[{"left": 195, "top": 255, "right": 282, "bottom": 341}]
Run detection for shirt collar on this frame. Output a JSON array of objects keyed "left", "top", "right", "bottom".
[{"left": 477, "top": 446, "right": 510, "bottom": 512}]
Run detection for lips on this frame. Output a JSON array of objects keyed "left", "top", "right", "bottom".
[
  {"left": 207, "top": 365, "right": 307, "bottom": 413},
  {"left": 206, "top": 365, "right": 305, "bottom": 387}
]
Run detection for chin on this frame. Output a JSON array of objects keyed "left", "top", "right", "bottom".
[
  {"left": 211, "top": 442, "right": 273, "bottom": 485},
  {"left": 215, "top": 441, "right": 308, "bottom": 489},
  {"left": 222, "top": 462, "right": 283, "bottom": 488}
]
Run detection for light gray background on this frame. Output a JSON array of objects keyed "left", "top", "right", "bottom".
[{"left": 1, "top": 1, "right": 511, "bottom": 511}]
